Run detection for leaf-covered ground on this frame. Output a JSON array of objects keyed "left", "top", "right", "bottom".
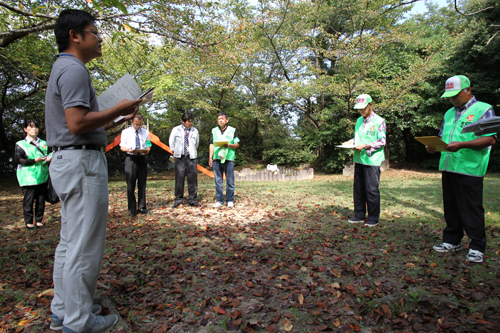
[{"left": 1, "top": 169, "right": 500, "bottom": 332}]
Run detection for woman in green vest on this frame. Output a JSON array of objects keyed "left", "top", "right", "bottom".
[{"left": 14, "top": 120, "right": 51, "bottom": 230}]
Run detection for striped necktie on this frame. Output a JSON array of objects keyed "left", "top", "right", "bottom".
[{"left": 183, "top": 128, "right": 189, "bottom": 156}]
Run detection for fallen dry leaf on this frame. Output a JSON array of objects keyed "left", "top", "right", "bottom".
[
  {"left": 18, "top": 319, "right": 31, "bottom": 326},
  {"left": 214, "top": 306, "right": 226, "bottom": 314},
  {"left": 282, "top": 318, "right": 293, "bottom": 332},
  {"left": 37, "top": 289, "right": 54, "bottom": 297},
  {"left": 381, "top": 304, "right": 392, "bottom": 315}
]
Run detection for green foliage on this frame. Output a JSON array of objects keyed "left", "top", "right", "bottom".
[
  {"left": 447, "top": 0, "right": 500, "bottom": 108},
  {"left": 0, "top": 33, "right": 56, "bottom": 150},
  {"left": 1, "top": 0, "right": 500, "bottom": 173},
  {"left": 263, "top": 138, "right": 315, "bottom": 166},
  {"left": 412, "top": 0, "right": 500, "bottom": 170},
  {"left": 299, "top": 112, "right": 355, "bottom": 173}
]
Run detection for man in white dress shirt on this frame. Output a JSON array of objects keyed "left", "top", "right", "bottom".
[
  {"left": 120, "top": 114, "right": 150, "bottom": 216},
  {"left": 169, "top": 112, "right": 200, "bottom": 208}
]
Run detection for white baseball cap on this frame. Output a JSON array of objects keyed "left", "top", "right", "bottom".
[
  {"left": 441, "top": 75, "right": 470, "bottom": 98},
  {"left": 353, "top": 94, "right": 373, "bottom": 109}
]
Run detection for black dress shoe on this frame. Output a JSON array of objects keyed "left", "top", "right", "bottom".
[
  {"left": 129, "top": 211, "right": 137, "bottom": 217},
  {"left": 172, "top": 202, "right": 181, "bottom": 209},
  {"left": 36, "top": 222, "right": 44, "bottom": 229},
  {"left": 25, "top": 223, "right": 36, "bottom": 230},
  {"left": 188, "top": 202, "right": 201, "bottom": 207},
  {"left": 138, "top": 209, "right": 148, "bottom": 214}
]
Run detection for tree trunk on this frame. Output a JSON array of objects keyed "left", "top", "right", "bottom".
[
  {"left": 403, "top": 127, "right": 415, "bottom": 162},
  {"left": 0, "top": 110, "right": 12, "bottom": 151}
]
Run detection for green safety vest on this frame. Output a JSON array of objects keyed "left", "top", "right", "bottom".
[
  {"left": 439, "top": 101, "right": 494, "bottom": 177},
  {"left": 354, "top": 113, "right": 386, "bottom": 166},
  {"left": 212, "top": 126, "right": 239, "bottom": 162},
  {"left": 16, "top": 138, "right": 49, "bottom": 187}
]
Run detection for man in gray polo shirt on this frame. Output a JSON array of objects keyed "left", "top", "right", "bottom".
[{"left": 45, "top": 9, "right": 141, "bottom": 333}]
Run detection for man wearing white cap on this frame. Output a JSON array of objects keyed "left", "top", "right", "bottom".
[
  {"left": 343, "top": 94, "right": 386, "bottom": 227},
  {"left": 427, "top": 75, "right": 496, "bottom": 263}
]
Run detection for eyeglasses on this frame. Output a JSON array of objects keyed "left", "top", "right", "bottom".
[{"left": 82, "top": 30, "right": 101, "bottom": 39}]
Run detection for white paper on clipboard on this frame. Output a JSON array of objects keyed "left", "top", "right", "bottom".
[
  {"left": 97, "top": 74, "right": 155, "bottom": 123},
  {"left": 335, "top": 144, "right": 356, "bottom": 149}
]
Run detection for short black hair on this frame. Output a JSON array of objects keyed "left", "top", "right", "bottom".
[
  {"left": 54, "top": 9, "right": 95, "bottom": 52},
  {"left": 24, "top": 119, "right": 40, "bottom": 129},
  {"left": 133, "top": 114, "right": 144, "bottom": 121},
  {"left": 217, "top": 112, "right": 228, "bottom": 119},
  {"left": 181, "top": 112, "right": 195, "bottom": 122}
]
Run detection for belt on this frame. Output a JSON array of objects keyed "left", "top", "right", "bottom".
[{"left": 54, "top": 145, "right": 105, "bottom": 152}]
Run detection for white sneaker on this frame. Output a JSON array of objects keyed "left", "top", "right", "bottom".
[
  {"left": 466, "top": 249, "right": 484, "bottom": 263},
  {"left": 213, "top": 202, "right": 223, "bottom": 208},
  {"left": 227, "top": 201, "right": 234, "bottom": 208},
  {"left": 433, "top": 242, "right": 462, "bottom": 252}
]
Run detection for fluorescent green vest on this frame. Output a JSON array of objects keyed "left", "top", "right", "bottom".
[
  {"left": 354, "top": 113, "right": 385, "bottom": 166},
  {"left": 16, "top": 138, "right": 49, "bottom": 186},
  {"left": 439, "top": 101, "right": 494, "bottom": 177},
  {"left": 212, "top": 126, "right": 239, "bottom": 162}
]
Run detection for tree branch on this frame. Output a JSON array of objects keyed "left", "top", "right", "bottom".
[
  {"left": 0, "top": 3, "right": 143, "bottom": 49},
  {"left": 453, "top": 0, "right": 494, "bottom": 16},
  {"left": 0, "top": 21, "right": 55, "bottom": 48},
  {"left": 382, "top": 0, "right": 421, "bottom": 15},
  {"left": 217, "top": 64, "right": 242, "bottom": 107},
  {"left": 0, "top": 1, "right": 54, "bottom": 19},
  {"left": 257, "top": 1, "right": 293, "bottom": 82},
  {"left": 487, "top": 29, "right": 500, "bottom": 45}
]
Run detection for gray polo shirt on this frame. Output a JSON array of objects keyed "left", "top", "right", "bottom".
[{"left": 45, "top": 54, "right": 107, "bottom": 147}]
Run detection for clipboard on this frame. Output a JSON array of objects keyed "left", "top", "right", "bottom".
[
  {"left": 335, "top": 144, "right": 356, "bottom": 149},
  {"left": 214, "top": 141, "right": 229, "bottom": 147},
  {"left": 414, "top": 136, "right": 447, "bottom": 152},
  {"left": 138, "top": 87, "right": 154, "bottom": 99},
  {"left": 132, "top": 149, "right": 150, "bottom": 154},
  {"left": 462, "top": 116, "right": 500, "bottom": 136},
  {"left": 138, "top": 87, "right": 155, "bottom": 107}
]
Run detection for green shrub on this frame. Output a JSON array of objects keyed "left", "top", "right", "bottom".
[{"left": 263, "top": 139, "right": 315, "bottom": 166}]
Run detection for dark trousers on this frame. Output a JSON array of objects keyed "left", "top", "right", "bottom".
[
  {"left": 174, "top": 156, "right": 198, "bottom": 204},
  {"left": 22, "top": 183, "right": 46, "bottom": 225},
  {"left": 442, "top": 171, "right": 486, "bottom": 252},
  {"left": 353, "top": 163, "right": 381, "bottom": 222},
  {"left": 125, "top": 155, "right": 147, "bottom": 212}
]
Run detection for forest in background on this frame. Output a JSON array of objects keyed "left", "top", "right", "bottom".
[{"left": 1, "top": 0, "right": 499, "bottom": 175}]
